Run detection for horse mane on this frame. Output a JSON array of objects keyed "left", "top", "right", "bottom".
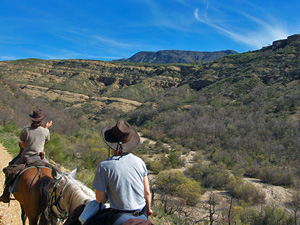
[
  {"left": 39, "top": 176, "right": 53, "bottom": 219},
  {"left": 60, "top": 172, "right": 95, "bottom": 214}
]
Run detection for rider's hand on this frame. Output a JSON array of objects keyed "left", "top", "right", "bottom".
[
  {"left": 45, "top": 120, "right": 52, "bottom": 129},
  {"left": 147, "top": 208, "right": 153, "bottom": 217}
]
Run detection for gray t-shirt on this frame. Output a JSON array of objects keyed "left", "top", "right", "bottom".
[
  {"left": 93, "top": 153, "right": 148, "bottom": 211},
  {"left": 20, "top": 126, "right": 50, "bottom": 158}
]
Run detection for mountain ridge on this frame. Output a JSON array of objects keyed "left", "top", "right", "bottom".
[
  {"left": 0, "top": 34, "right": 299, "bottom": 122},
  {"left": 115, "top": 49, "right": 238, "bottom": 64}
]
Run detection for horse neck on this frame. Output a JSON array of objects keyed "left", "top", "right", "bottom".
[{"left": 60, "top": 177, "right": 95, "bottom": 214}]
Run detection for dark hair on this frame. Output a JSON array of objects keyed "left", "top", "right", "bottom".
[{"left": 31, "top": 120, "right": 42, "bottom": 128}]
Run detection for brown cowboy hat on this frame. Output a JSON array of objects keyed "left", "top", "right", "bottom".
[
  {"left": 102, "top": 120, "right": 140, "bottom": 153},
  {"left": 29, "top": 109, "right": 46, "bottom": 122}
]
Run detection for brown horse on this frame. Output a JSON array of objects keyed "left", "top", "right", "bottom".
[{"left": 12, "top": 166, "right": 57, "bottom": 225}]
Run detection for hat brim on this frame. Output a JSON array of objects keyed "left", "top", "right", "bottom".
[
  {"left": 29, "top": 114, "right": 46, "bottom": 122},
  {"left": 102, "top": 124, "right": 140, "bottom": 153}
]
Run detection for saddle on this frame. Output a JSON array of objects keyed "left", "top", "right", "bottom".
[{"left": 2, "top": 159, "right": 56, "bottom": 193}]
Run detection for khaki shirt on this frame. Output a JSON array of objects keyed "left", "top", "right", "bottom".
[{"left": 20, "top": 126, "right": 50, "bottom": 158}]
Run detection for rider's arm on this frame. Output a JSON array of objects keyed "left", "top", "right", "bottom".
[
  {"left": 144, "top": 175, "right": 153, "bottom": 217},
  {"left": 44, "top": 121, "right": 52, "bottom": 144},
  {"left": 45, "top": 120, "right": 52, "bottom": 129},
  {"left": 95, "top": 189, "right": 108, "bottom": 204}
]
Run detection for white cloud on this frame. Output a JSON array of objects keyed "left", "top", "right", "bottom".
[
  {"left": 194, "top": 7, "right": 288, "bottom": 49},
  {"left": 42, "top": 50, "right": 118, "bottom": 60},
  {"left": 92, "top": 36, "right": 132, "bottom": 48},
  {"left": 0, "top": 56, "right": 19, "bottom": 61}
]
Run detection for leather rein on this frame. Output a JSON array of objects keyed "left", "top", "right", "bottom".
[{"left": 45, "top": 176, "right": 68, "bottom": 221}]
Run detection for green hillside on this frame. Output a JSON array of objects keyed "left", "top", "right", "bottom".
[{"left": 0, "top": 34, "right": 300, "bottom": 224}]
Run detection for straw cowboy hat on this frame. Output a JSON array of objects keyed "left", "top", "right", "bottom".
[
  {"left": 29, "top": 109, "right": 46, "bottom": 122},
  {"left": 102, "top": 120, "right": 140, "bottom": 153}
]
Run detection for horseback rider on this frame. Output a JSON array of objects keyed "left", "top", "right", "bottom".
[
  {"left": 0, "top": 109, "right": 52, "bottom": 203},
  {"left": 82, "top": 120, "right": 153, "bottom": 225}
]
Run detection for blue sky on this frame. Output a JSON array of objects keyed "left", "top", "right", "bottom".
[{"left": 1, "top": 0, "right": 299, "bottom": 61}]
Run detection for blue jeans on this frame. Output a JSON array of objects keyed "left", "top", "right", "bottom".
[
  {"left": 112, "top": 213, "right": 147, "bottom": 225},
  {"left": 84, "top": 208, "right": 148, "bottom": 225}
]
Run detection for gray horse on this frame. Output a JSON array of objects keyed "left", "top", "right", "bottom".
[{"left": 44, "top": 168, "right": 95, "bottom": 223}]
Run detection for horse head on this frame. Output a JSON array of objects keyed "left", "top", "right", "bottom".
[{"left": 45, "top": 168, "right": 95, "bottom": 222}]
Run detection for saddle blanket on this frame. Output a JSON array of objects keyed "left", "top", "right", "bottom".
[{"left": 10, "top": 166, "right": 51, "bottom": 193}]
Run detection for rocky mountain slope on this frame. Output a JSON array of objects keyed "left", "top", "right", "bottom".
[
  {"left": 115, "top": 49, "right": 237, "bottom": 64},
  {"left": 0, "top": 34, "right": 299, "bottom": 123}
]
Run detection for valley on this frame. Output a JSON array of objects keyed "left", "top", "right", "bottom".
[{"left": 0, "top": 34, "right": 300, "bottom": 224}]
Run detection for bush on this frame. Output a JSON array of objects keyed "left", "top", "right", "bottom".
[
  {"left": 45, "top": 133, "right": 68, "bottom": 163},
  {"left": 77, "top": 168, "right": 96, "bottom": 188},
  {"left": 201, "top": 163, "right": 231, "bottom": 189},
  {"left": 245, "top": 160, "right": 261, "bottom": 178},
  {"left": 155, "top": 170, "right": 201, "bottom": 206},
  {"left": 155, "top": 170, "right": 187, "bottom": 193},
  {"left": 175, "top": 179, "right": 202, "bottom": 206},
  {"left": 232, "top": 164, "right": 246, "bottom": 178},
  {"left": 155, "top": 140, "right": 163, "bottom": 148},
  {"left": 202, "top": 172, "right": 230, "bottom": 189},
  {"left": 186, "top": 160, "right": 204, "bottom": 182},
  {"left": 0, "top": 124, "right": 20, "bottom": 156},
  {"left": 147, "top": 160, "right": 164, "bottom": 174},
  {"left": 227, "top": 179, "right": 265, "bottom": 205},
  {"left": 240, "top": 206, "right": 294, "bottom": 225},
  {"left": 161, "top": 151, "right": 184, "bottom": 169},
  {"left": 1, "top": 121, "right": 19, "bottom": 133},
  {"left": 187, "top": 162, "right": 231, "bottom": 189},
  {"left": 192, "top": 151, "right": 204, "bottom": 162},
  {"left": 259, "top": 166, "right": 294, "bottom": 187}
]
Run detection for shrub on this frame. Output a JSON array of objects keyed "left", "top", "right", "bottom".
[
  {"left": 259, "top": 166, "right": 294, "bottom": 187},
  {"left": 245, "top": 160, "right": 261, "bottom": 178},
  {"left": 240, "top": 206, "right": 294, "bottom": 225},
  {"left": 45, "top": 133, "right": 67, "bottom": 164},
  {"left": 227, "top": 179, "right": 265, "bottom": 205},
  {"left": 175, "top": 179, "right": 202, "bottom": 206},
  {"left": 155, "top": 140, "right": 163, "bottom": 148},
  {"left": 0, "top": 128, "right": 20, "bottom": 156},
  {"left": 186, "top": 160, "right": 204, "bottom": 182},
  {"left": 161, "top": 151, "right": 184, "bottom": 169},
  {"left": 77, "top": 168, "right": 96, "bottom": 188},
  {"left": 1, "top": 121, "right": 19, "bottom": 133},
  {"left": 155, "top": 170, "right": 201, "bottom": 206},
  {"left": 232, "top": 164, "right": 246, "bottom": 178},
  {"left": 192, "top": 151, "right": 204, "bottom": 162},
  {"left": 201, "top": 163, "right": 231, "bottom": 189},
  {"left": 155, "top": 170, "right": 186, "bottom": 194},
  {"left": 147, "top": 160, "right": 164, "bottom": 174}
]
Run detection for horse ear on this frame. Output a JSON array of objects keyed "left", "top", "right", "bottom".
[
  {"left": 51, "top": 167, "right": 62, "bottom": 179},
  {"left": 50, "top": 164, "right": 62, "bottom": 179},
  {"left": 70, "top": 168, "right": 78, "bottom": 179}
]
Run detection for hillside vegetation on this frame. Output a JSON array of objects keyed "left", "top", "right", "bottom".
[{"left": 0, "top": 34, "right": 300, "bottom": 224}]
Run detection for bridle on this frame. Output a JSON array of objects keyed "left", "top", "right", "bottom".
[{"left": 45, "top": 175, "right": 68, "bottom": 221}]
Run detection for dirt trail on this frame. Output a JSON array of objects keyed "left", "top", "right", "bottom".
[{"left": 0, "top": 144, "right": 23, "bottom": 225}]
